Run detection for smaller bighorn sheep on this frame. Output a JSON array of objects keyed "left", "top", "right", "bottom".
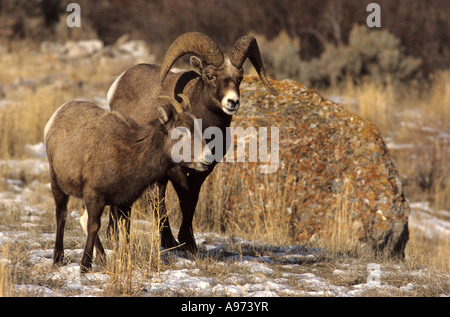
[{"left": 44, "top": 96, "right": 211, "bottom": 272}]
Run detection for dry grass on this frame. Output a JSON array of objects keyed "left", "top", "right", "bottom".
[
  {"left": 0, "top": 244, "right": 13, "bottom": 297},
  {"left": 195, "top": 163, "right": 295, "bottom": 245},
  {"left": 0, "top": 179, "right": 170, "bottom": 296},
  {"left": 102, "top": 207, "right": 163, "bottom": 296},
  {"left": 318, "top": 178, "right": 360, "bottom": 255},
  {"left": 0, "top": 42, "right": 130, "bottom": 159}
]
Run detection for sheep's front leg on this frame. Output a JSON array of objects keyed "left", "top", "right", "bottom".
[
  {"left": 81, "top": 196, "right": 106, "bottom": 273},
  {"left": 172, "top": 175, "right": 206, "bottom": 253}
]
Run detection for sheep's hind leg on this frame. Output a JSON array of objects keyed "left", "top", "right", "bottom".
[
  {"left": 51, "top": 176, "right": 69, "bottom": 267},
  {"left": 80, "top": 196, "right": 106, "bottom": 273},
  {"left": 80, "top": 208, "right": 106, "bottom": 264},
  {"left": 107, "top": 204, "right": 132, "bottom": 244},
  {"left": 116, "top": 205, "right": 132, "bottom": 243},
  {"left": 107, "top": 205, "right": 120, "bottom": 242}
]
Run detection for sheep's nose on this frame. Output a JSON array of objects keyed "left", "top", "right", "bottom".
[
  {"left": 227, "top": 98, "right": 240, "bottom": 110},
  {"left": 203, "top": 144, "right": 214, "bottom": 164}
]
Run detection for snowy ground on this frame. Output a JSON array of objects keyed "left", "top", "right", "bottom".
[{"left": 0, "top": 148, "right": 449, "bottom": 297}]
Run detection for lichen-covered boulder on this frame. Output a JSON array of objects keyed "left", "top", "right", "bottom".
[{"left": 213, "top": 76, "right": 409, "bottom": 257}]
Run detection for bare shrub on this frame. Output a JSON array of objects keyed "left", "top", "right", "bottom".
[{"left": 299, "top": 25, "right": 422, "bottom": 88}]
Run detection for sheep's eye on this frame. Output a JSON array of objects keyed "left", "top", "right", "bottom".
[{"left": 206, "top": 75, "right": 215, "bottom": 81}]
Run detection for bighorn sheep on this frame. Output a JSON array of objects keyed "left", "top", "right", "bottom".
[
  {"left": 107, "top": 32, "right": 278, "bottom": 252},
  {"left": 44, "top": 96, "right": 211, "bottom": 272}
]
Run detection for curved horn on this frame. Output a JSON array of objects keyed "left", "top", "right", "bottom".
[
  {"left": 230, "top": 36, "right": 278, "bottom": 96},
  {"left": 177, "top": 93, "right": 191, "bottom": 111},
  {"left": 155, "top": 95, "right": 184, "bottom": 114},
  {"left": 160, "top": 32, "right": 224, "bottom": 84}
]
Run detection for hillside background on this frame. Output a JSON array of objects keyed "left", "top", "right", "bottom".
[{"left": 1, "top": 0, "right": 449, "bottom": 82}]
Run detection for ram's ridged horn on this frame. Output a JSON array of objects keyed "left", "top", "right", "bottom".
[
  {"left": 160, "top": 32, "right": 224, "bottom": 84},
  {"left": 230, "top": 36, "right": 278, "bottom": 96},
  {"left": 177, "top": 94, "right": 191, "bottom": 111},
  {"left": 155, "top": 95, "right": 184, "bottom": 114}
]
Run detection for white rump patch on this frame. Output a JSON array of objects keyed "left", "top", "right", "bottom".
[
  {"left": 107, "top": 70, "right": 127, "bottom": 104},
  {"left": 44, "top": 102, "right": 70, "bottom": 141}
]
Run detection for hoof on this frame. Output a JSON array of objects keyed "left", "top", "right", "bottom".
[
  {"left": 161, "top": 237, "right": 179, "bottom": 250},
  {"left": 53, "top": 253, "right": 69, "bottom": 267},
  {"left": 80, "top": 262, "right": 92, "bottom": 274},
  {"left": 178, "top": 242, "right": 198, "bottom": 254}
]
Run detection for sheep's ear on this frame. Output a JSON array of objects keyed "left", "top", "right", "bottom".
[
  {"left": 157, "top": 106, "right": 172, "bottom": 124},
  {"left": 190, "top": 56, "right": 204, "bottom": 74}
]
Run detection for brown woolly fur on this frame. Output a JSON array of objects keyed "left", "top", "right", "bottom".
[{"left": 45, "top": 100, "right": 209, "bottom": 272}]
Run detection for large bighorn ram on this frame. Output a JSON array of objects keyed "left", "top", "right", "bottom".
[
  {"left": 107, "top": 32, "right": 278, "bottom": 252},
  {"left": 44, "top": 97, "right": 211, "bottom": 272}
]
